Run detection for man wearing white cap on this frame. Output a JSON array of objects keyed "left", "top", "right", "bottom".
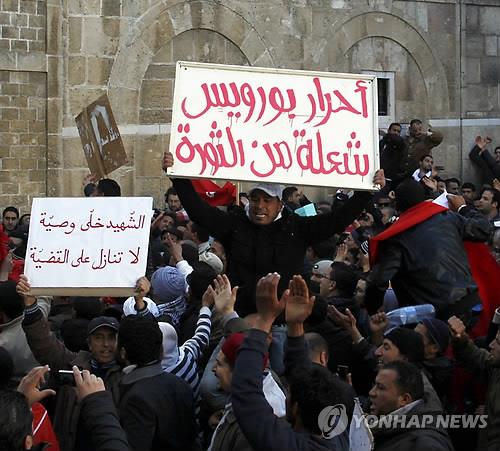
[{"left": 163, "top": 151, "right": 385, "bottom": 316}]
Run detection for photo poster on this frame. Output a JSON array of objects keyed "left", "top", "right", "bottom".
[
  {"left": 75, "top": 94, "right": 128, "bottom": 180},
  {"left": 168, "top": 62, "right": 380, "bottom": 191},
  {"left": 24, "top": 197, "right": 153, "bottom": 296}
]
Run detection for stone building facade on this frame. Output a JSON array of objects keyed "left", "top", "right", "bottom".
[{"left": 1, "top": 0, "right": 499, "bottom": 212}]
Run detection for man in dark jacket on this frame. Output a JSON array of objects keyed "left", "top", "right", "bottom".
[
  {"left": 304, "top": 297, "right": 354, "bottom": 374},
  {"left": 404, "top": 119, "right": 443, "bottom": 173},
  {"left": 369, "top": 361, "right": 453, "bottom": 451},
  {"left": 163, "top": 151, "right": 385, "bottom": 316},
  {"left": 449, "top": 315, "right": 500, "bottom": 450},
  {"left": 117, "top": 316, "right": 197, "bottom": 451},
  {"left": 367, "top": 179, "right": 491, "bottom": 319},
  {"left": 379, "top": 122, "right": 407, "bottom": 186},
  {"left": 73, "top": 367, "right": 130, "bottom": 451},
  {"left": 318, "top": 261, "right": 359, "bottom": 315},
  {"left": 17, "top": 276, "right": 124, "bottom": 451},
  {"left": 415, "top": 318, "right": 454, "bottom": 407},
  {"left": 468, "top": 136, "right": 500, "bottom": 185},
  {"left": 231, "top": 273, "right": 353, "bottom": 451}
]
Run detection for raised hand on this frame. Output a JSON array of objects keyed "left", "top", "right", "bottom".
[
  {"left": 255, "top": 273, "right": 286, "bottom": 331},
  {"left": 164, "top": 232, "right": 183, "bottom": 262},
  {"left": 334, "top": 243, "right": 348, "bottom": 263},
  {"left": 448, "top": 315, "right": 466, "bottom": 338},
  {"left": 422, "top": 176, "right": 438, "bottom": 192},
  {"left": 209, "top": 275, "right": 238, "bottom": 313},
  {"left": 327, "top": 305, "right": 357, "bottom": 333},
  {"left": 17, "top": 366, "right": 56, "bottom": 407},
  {"left": 475, "top": 135, "right": 489, "bottom": 152},
  {"left": 492, "top": 178, "right": 500, "bottom": 192},
  {"left": 373, "top": 169, "right": 386, "bottom": 189},
  {"left": 284, "top": 275, "right": 315, "bottom": 325},
  {"left": 162, "top": 151, "right": 174, "bottom": 172},
  {"left": 447, "top": 194, "right": 466, "bottom": 212},
  {"left": 134, "top": 276, "right": 151, "bottom": 311},
  {"left": 16, "top": 274, "right": 36, "bottom": 307},
  {"left": 135, "top": 276, "right": 151, "bottom": 299}
]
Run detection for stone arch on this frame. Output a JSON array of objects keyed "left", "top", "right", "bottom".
[
  {"left": 108, "top": 0, "right": 274, "bottom": 124},
  {"left": 328, "top": 11, "right": 450, "bottom": 117}
]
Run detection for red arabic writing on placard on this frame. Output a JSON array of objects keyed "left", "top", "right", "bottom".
[
  {"left": 175, "top": 76, "right": 372, "bottom": 179},
  {"left": 28, "top": 246, "right": 141, "bottom": 270},
  {"left": 175, "top": 124, "right": 369, "bottom": 179}
]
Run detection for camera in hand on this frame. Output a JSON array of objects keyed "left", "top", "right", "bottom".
[{"left": 58, "top": 369, "right": 82, "bottom": 386}]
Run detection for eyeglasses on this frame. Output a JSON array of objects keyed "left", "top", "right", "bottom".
[{"left": 377, "top": 202, "right": 390, "bottom": 207}]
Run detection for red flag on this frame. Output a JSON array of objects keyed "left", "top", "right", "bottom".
[
  {"left": 192, "top": 179, "right": 236, "bottom": 207},
  {"left": 465, "top": 242, "right": 500, "bottom": 337}
]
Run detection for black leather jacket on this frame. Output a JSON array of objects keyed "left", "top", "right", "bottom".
[{"left": 367, "top": 206, "right": 491, "bottom": 318}]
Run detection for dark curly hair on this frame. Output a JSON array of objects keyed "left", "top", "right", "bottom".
[
  {"left": 288, "top": 365, "right": 354, "bottom": 434},
  {"left": 186, "top": 261, "right": 216, "bottom": 300},
  {"left": 118, "top": 316, "right": 162, "bottom": 366}
]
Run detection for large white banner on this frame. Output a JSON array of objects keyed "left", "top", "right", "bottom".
[
  {"left": 25, "top": 197, "right": 153, "bottom": 295},
  {"left": 168, "top": 62, "right": 379, "bottom": 190}
]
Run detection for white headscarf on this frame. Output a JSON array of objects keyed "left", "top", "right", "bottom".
[{"left": 158, "top": 322, "right": 183, "bottom": 371}]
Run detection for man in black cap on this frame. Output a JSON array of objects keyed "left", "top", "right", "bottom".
[
  {"left": 415, "top": 318, "right": 453, "bottom": 406},
  {"left": 16, "top": 275, "right": 123, "bottom": 451},
  {"left": 374, "top": 327, "right": 443, "bottom": 413}
]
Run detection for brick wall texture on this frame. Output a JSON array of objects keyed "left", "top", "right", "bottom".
[
  {"left": 0, "top": 0, "right": 45, "bottom": 52},
  {"left": 0, "top": 69, "right": 46, "bottom": 210}
]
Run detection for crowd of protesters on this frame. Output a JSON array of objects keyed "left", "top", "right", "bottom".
[{"left": 0, "top": 120, "right": 500, "bottom": 451}]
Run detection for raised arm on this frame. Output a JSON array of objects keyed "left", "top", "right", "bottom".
[
  {"left": 427, "top": 128, "right": 444, "bottom": 147},
  {"left": 17, "top": 275, "right": 77, "bottom": 371},
  {"left": 284, "top": 275, "right": 315, "bottom": 375},
  {"left": 181, "top": 291, "right": 212, "bottom": 362},
  {"left": 299, "top": 170, "right": 385, "bottom": 245},
  {"left": 163, "top": 151, "right": 234, "bottom": 237},
  {"left": 231, "top": 274, "right": 307, "bottom": 451},
  {"left": 451, "top": 201, "right": 491, "bottom": 242},
  {"left": 449, "top": 316, "right": 494, "bottom": 380}
]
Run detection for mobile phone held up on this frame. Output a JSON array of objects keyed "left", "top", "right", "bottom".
[{"left": 58, "top": 369, "right": 83, "bottom": 386}]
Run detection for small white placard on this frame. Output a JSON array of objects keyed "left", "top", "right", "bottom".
[{"left": 24, "top": 197, "right": 153, "bottom": 295}]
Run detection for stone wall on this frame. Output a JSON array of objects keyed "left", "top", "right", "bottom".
[
  {"left": 0, "top": 0, "right": 45, "bottom": 52},
  {"left": 1, "top": 0, "right": 500, "bottom": 211},
  {"left": 0, "top": 0, "right": 50, "bottom": 214},
  {"left": 0, "top": 69, "right": 46, "bottom": 208}
]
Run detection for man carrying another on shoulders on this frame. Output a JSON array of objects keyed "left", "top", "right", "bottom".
[{"left": 163, "top": 151, "right": 386, "bottom": 316}]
